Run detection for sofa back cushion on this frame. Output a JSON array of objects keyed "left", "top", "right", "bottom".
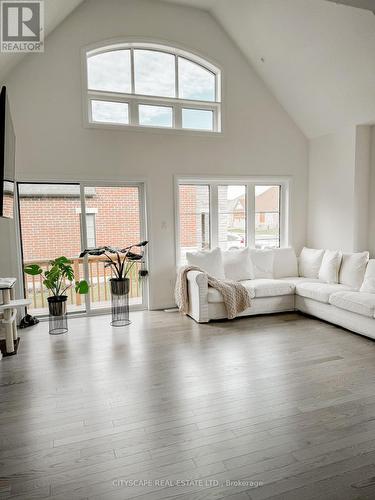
[
  {"left": 339, "top": 251, "right": 369, "bottom": 289},
  {"left": 249, "top": 249, "right": 274, "bottom": 279},
  {"left": 222, "top": 248, "right": 253, "bottom": 281},
  {"left": 318, "top": 249, "right": 342, "bottom": 284},
  {"left": 360, "top": 259, "right": 375, "bottom": 294},
  {"left": 273, "top": 248, "right": 298, "bottom": 278},
  {"left": 186, "top": 247, "right": 225, "bottom": 280},
  {"left": 298, "top": 247, "right": 324, "bottom": 278}
]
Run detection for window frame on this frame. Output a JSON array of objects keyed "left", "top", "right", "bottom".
[
  {"left": 83, "top": 41, "right": 222, "bottom": 134},
  {"left": 175, "top": 176, "right": 291, "bottom": 266},
  {"left": 85, "top": 212, "right": 97, "bottom": 249}
]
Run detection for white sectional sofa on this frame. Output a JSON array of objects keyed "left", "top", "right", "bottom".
[{"left": 185, "top": 247, "right": 375, "bottom": 340}]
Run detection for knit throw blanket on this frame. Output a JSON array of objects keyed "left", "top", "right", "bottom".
[{"left": 175, "top": 265, "right": 252, "bottom": 320}]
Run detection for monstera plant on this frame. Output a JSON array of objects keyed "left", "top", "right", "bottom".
[
  {"left": 24, "top": 256, "right": 89, "bottom": 316},
  {"left": 79, "top": 241, "right": 148, "bottom": 296}
]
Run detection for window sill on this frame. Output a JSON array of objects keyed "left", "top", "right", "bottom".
[{"left": 84, "top": 121, "right": 223, "bottom": 138}]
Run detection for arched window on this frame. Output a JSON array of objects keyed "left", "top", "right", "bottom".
[{"left": 85, "top": 42, "right": 221, "bottom": 132}]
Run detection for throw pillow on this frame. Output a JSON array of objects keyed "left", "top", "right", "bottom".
[
  {"left": 339, "top": 251, "right": 369, "bottom": 289},
  {"left": 360, "top": 260, "right": 375, "bottom": 294},
  {"left": 250, "top": 249, "right": 274, "bottom": 279},
  {"left": 186, "top": 247, "right": 225, "bottom": 280},
  {"left": 298, "top": 247, "right": 325, "bottom": 278},
  {"left": 318, "top": 249, "right": 342, "bottom": 283},
  {"left": 222, "top": 247, "right": 253, "bottom": 281},
  {"left": 273, "top": 248, "right": 298, "bottom": 278}
]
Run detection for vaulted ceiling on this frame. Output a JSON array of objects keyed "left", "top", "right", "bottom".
[
  {"left": 2, "top": 0, "right": 375, "bottom": 138},
  {"left": 0, "top": 0, "right": 83, "bottom": 78},
  {"left": 169, "top": 0, "right": 375, "bottom": 138}
]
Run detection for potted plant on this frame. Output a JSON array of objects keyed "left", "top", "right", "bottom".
[
  {"left": 24, "top": 256, "right": 89, "bottom": 317},
  {"left": 79, "top": 241, "right": 148, "bottom": 297}
]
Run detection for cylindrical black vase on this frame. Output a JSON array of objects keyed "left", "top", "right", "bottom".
[
  {"left": 110, "top": 278, "right": 130, "bottom": 327},
  {"left": 48, "top": 295, "right": 68, "bottom": 335}
]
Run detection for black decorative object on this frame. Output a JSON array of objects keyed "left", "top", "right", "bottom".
[
  {"left": 19, "top": 314, "right": 39, "bottom": 329},
  {"left": 80, "top": 241, "right": 148, "bottom": 327},
  {"left": 48, "top": 295, "right": 68, "bottom": 335},
  {"left": 110, "top": 278, "right": 130, "bottom": 327},
  {"left": 24, "top": 256, "right": 89, "bottom": 335}
]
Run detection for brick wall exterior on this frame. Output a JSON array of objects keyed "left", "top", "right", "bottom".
[
  {"left": 19, "top": 186, "right": 140, "bottom": 262},
  {"left": 19, "top": 184, "right": 279, "bottom": 262},
  {"left": 3, "top": 191, "right": 13, "bottom": 218}
]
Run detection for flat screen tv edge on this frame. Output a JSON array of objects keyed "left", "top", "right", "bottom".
[{"left": 0, "top": 86, "right": 16, "bottom": 219}]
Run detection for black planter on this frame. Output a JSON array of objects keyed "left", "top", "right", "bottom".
[
  {"left": 47, "top": 295, "right": 68, "bottom": 335},
  {"left": 110, "top": 278, "right": 130, "bottom": 327},
  {"left": 47, "top": 295, "right": 67, "bottom": 316},
  {"left": 110, "top": 278, "right": 130, "bottom": 296}
]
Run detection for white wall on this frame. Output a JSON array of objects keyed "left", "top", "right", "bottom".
[
  {"left": 3, "top": 0, "right": 308, "bottom": 308},
  {"left": 308, "top": 126, "right": 356, "bottom": 251},
  {"left": 0, "top": 218, "right": 11, "bottom": 274},
  {"left": 353, "top": 125, "right": 371, "bottom": 252},
  {"left": 307, "top": 124, "right": 372, "bottom": 254},
  {"left": 369, "top": 126, "right": 375, "bottom": 255},
  {"left": 0, "top": 217, "right": 19, "bottom": 289}
]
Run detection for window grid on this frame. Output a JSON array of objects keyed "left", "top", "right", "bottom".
[
  {"left": 255, "top": 185, "right": 281, "bottom": 249},
  {"left": 86, "top": 44, "right": 221, "bottom": 132},
  {"left": 177, "top": 182, "right": 286, "bottom": 263}
]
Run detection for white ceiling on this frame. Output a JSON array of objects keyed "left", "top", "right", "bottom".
[
  {"left": 3, "top": 0, "right": 375, "bottom": 138},
  {"left": 0, "top": 0, "right": 83, "bottom": 80},
  {"left": 211, "top": 0, "right": 375, "bottom": 137},
  {"left": 167, "top": 0, "right": 375, "bottom": 138},
  {"left": 163, "top": 0, "right": 217, "bottom": 8}
]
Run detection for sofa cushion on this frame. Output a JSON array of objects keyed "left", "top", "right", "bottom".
[
  {"left": 207, "top": 278, "right": 295, "bottom": 303},
  {"left": 295, "top": 282, "right": 352, "bottom": 304},
  {"left": 319, "top": 249, "right": 342, "bottom": 284},
  {"left": 360, "top": 259, "right": 375, "bottom": 294},
  {"left": 222, "top": 248, "right": 253, "bottom": 281},
  {"left": 273, "top": 248, "right": 298, "bottom": 278},
  {"left": 279, "top": 277, "right": 320, "bottom": 286},
  {"left": 186, "top": 247, "right": 225, "bottom": 280},
  {"left": 339, "top": 251, "right": 369, "bottom": 289},
  {"left": 298, "top": 247, "right": 325, "bottom": 279},
  {"left": 207, "top": 279, "right": 294, "bottom": 303},
  {"left": 249, "top": 249, "right": 274, "bottom": 278},
  {"left": 246, "top": 279, "right": 295, "bottom": 298},
  {"left": 329, "top": 291, "right": 375, "bottom": 318},
  {"left": 207, "top": 280, "right": 255, "bottom": 303}
]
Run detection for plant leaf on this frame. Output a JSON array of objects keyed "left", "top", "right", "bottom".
[
  {"left": 54, "top": 256, "right": 72, "bottom": 265},
  {"left": 104, "top": 246, "right": 122, "bottom": 254},
  {"left": 126, "top": 251, "right": 143, "bottom": 261},
  {"left": 75, "top": 280, "right": 89, "bottom": 294},
  {"left": 24, "top": 264, "right": 43, "bottom": 276}
]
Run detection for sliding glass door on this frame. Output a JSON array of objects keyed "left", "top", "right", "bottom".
[
  {"left": 18, "top": 184, "right": 85, "bottom": 315},
  {"left": 18, "top": 182, "right": 147, "bottom": 316},
  {"left": 83, "top": 185, "right": 145, "bottom": 310}
]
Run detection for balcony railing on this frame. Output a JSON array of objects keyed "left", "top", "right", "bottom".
[{"left": 23, "top": 256, "right": 142, "bottom": 314}]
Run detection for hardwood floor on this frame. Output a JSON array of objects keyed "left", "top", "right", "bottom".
[{"left": 1, "top": 311, "right": 375, "bottom": 499}]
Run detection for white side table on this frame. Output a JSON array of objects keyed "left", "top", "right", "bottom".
[{"left": 0, "top": 278, "right": 31, "bottom": 356}]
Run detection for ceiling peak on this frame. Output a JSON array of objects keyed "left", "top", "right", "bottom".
[{"left": 325, "top": 0, "right": 375, "bottom": 13}]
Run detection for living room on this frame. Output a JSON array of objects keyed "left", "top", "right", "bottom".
[{"left": 0, "top": 0, "right": 375, "bottom": 498}]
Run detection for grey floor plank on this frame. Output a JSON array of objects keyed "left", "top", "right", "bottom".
[{"left": 1, "top": 311, "right": 375, "bottom": 500}]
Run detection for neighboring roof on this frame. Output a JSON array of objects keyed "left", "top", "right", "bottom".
[
  {"left": 18, "top": 185, "right": 95, "bottom": 197},
  {"left": 227, "top": 196, "right": 245, "bottom": 213},
  {"left": 255, "top": 187, "right": 279, "bottom": 212},
  {"left": 228, "top": 186, "right": 279, "bottom": 213}
]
